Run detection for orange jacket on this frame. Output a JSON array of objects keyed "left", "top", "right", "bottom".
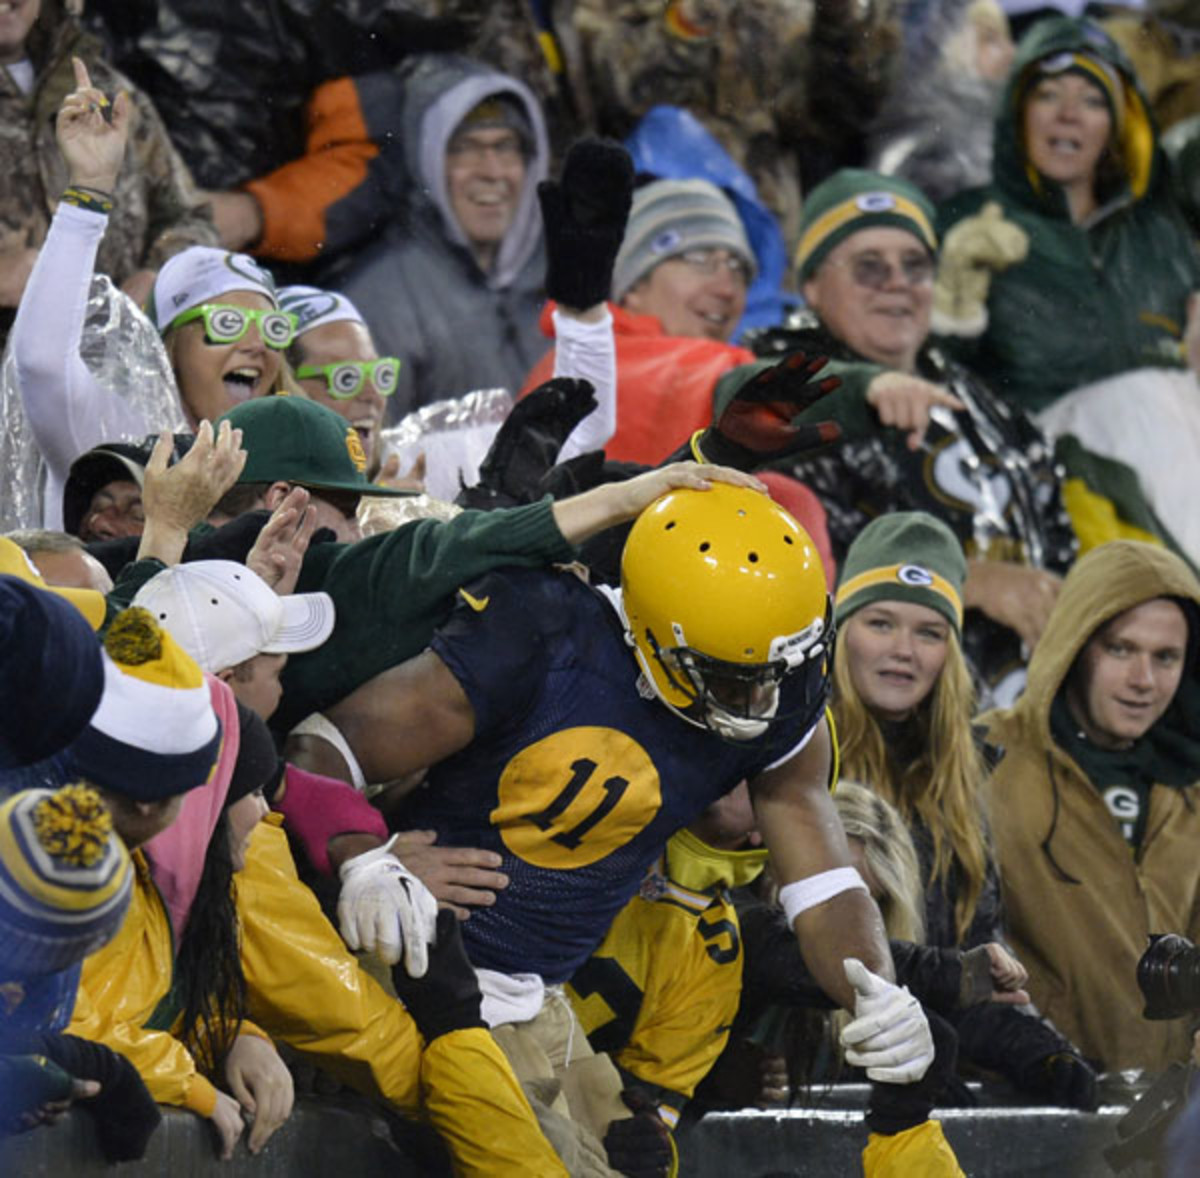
[
  {"left": 522, "top": 302, "right": 754, "bottom": 466},
  {"left": 243, "top": 75, "right": 390, "bottom": 263}
]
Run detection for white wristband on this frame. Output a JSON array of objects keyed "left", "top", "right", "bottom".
[{"left": 779, "top": 868, "right": 868, "bottom": 925}]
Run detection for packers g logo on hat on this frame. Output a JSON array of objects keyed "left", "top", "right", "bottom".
[
  {"left": 856, "top": 192, "right": 898, "bottom": 213},
  {"left": 898, "top": 564, "right": 934, "bottom": 587},
  {"left": 650, "top": 229, "right": 683, "bottom": 257},
  {"left": 344, "top": 427, "right": 367, "bottom": 474}
]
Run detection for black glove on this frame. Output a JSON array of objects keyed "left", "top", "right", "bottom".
[
  {"left": 0, "top": 1053, "right": 75, "bottom": 1131},
  {"left": 25, "top": 1031, "right": 161, "bottom": 1161},
  {"left": 706, "top": 351, "right": 844, "bottom": 466},
  {"left": 391, "top": 909, "right": 485, "bottom": 1042},
  {"left": 457, "top": 377, "right": 598, "bottom": 509},
  {"left": 1019, "top": 1050, "right": 1099, "bottom": 1111},
  {"left": 866, "top": 1008, "right": 959, "bottom": 1137},
  {"left": 539, "top": 137, "right": 634, "bottom": 310},
  {"left": 602, "top": 1088, "right": 673, "bottom": 1178}
]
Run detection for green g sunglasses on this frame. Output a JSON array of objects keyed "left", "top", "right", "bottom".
[
  {"left": 294, "top": 357, "right": 401, "bottom": 399},
  {"left": 171, "top": 303, "right": 298, "bottom": 350}
]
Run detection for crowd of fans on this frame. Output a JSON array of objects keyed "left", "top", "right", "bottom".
[{"left": 3, "top": 0, "right": 1200, "bottom": 1175}]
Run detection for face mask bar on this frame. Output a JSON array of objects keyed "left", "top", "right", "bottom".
[{"left": 647, "top": 598, "right": 834, "bottom": 741}]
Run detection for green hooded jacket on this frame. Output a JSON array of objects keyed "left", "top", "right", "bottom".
[
  {"left": 981, "top": 541, "right": 1200, "bottom": 1072},
  {"left": 937, "top": 17, "right": 1200, "bottom": 413}
]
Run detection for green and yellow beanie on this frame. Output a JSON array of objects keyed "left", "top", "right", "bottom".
[
  {"left": 795, "top": 169, "right": 939, "bottom": 282},
  {"left": 835, "top": 513, "right": 966, "bottom": 635}
]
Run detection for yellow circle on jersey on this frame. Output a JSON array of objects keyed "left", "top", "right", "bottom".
[{"left": 493, "top": 727, "right": 664, "bottom": 869}]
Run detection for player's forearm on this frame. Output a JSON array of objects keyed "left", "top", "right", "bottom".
[{"left": 793, "top": 889, "right": 893, "bottom": 1009}]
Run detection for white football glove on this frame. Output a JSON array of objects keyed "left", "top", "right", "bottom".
[
  {"left": 337, "top": 835, "right": 439, "bottom": 977},
  {"left": 839, "top": 957, "right": 935, "bottom": 1084}
]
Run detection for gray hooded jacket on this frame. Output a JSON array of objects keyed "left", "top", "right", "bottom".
[{"left": 337, "top": 54, "right": 550, "bottom": 419}]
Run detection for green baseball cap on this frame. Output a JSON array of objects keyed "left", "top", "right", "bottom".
[{"left": 217, "top": 396, "right": 413, "bottom": 497}]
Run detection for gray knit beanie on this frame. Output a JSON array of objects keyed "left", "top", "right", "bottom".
[{"left": 612, "top": 179, "right": 756, "bottom": 301}]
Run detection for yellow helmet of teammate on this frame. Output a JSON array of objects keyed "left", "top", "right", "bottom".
[{"left": 619, "top": 483, "right": 832, "bottom": 741}]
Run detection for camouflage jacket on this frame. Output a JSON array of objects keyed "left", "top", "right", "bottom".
[{"left": 0, "top": 0, "right": 215, "bottom": 341}]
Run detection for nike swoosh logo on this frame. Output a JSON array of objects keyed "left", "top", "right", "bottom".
[{"left": 459, "top": 589, "right": 490, "bottom": 612}]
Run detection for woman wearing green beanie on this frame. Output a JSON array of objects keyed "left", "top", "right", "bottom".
[{"left": 829, "top": 511, "right": 1099, "bottom": 1108}]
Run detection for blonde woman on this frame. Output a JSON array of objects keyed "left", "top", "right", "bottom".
[
  {"left": 831, "top": 512, "right": 1098, "bottom": 1106},
  {"left": 834, "top": 780, "right": 925, "bottom": 946}
]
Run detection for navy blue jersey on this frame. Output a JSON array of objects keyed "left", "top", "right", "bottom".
[{"left": 404, "top": 567, "right": 821, "bottom": 983}]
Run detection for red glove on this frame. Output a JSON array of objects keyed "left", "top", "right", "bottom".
[{"left": 713, "top": 350, "right": 843, "bottom": 458}]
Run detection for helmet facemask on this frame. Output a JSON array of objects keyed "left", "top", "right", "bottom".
[{"left": 645, "top": 601, "right": 833, "bottom": 742}]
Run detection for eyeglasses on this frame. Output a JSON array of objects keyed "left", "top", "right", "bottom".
[
  {"left": 445, "top": 132, "right": 526, "bottom": 167},
  {"left": 171, "top": 304, "right": 298, "bottom": 350},
  {"left": 294, "top": 357, "right": 401, "bottom": 400},
  {"left": 840, "top": 252, "right": 935, "bottom": 290},
  {"left": 674, "top": 248, "right": 753, "bottom": 285}
]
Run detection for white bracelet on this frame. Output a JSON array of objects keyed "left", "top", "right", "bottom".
[{"left": 779, "top": 868, "right": 868, "bottom": 924}]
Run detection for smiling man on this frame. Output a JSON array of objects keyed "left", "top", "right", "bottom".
[
  {"left": 981, "top": 540, "right": 1200, "bottom": 1074},
  {"left": 749, "top": 167, "right": 1082, "bottom": 705},
  {"left": 338, "top": 57, "right": 549, "bottom": 419},
  {"left": 520, "top": 177, "right": 766, "bottom": 467}
]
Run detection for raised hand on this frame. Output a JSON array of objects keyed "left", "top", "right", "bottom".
[
  {"left": 539, "top": 137, "right": 634, "bottom": 312},
  {"left": 245, "top": 485, "right": 318, "bottom": 595},
  {"left": 711, "top": 350, "right": 845, "bottom": 461},
  {"left": 56, "top": 57, "right": 131, "bottom": 194},
  {"left": 137, "top": 421, "right": 247, "bottom": 565}
]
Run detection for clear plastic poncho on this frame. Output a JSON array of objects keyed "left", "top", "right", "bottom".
[{"left": 0, "top": 276, "right": 186, "bottom": 531}]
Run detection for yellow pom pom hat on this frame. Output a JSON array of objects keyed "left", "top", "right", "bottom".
[
  {"left": 0, "top": 785, "right": 133, "bottom": 978},
  {"left": 67, "top": 608, "right": 223, "bottom": 801}
]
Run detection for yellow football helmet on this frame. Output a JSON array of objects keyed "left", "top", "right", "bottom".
[{"left": 620, "top": 483, "right": 832, "bottom": 741}]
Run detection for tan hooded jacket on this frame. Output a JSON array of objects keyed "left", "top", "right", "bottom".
[{"left": 981, "top": 541, "right": 1200, "bottom": 1072}]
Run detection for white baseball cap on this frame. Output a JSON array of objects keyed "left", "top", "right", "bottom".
[{"left": 132, "top": 561, "right": 335, "bottom": 673}]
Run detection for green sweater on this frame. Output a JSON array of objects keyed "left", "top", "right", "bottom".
[
  {"left": 279, "top": 498, "right": 573, "bottom": 731},
  {"left": 103, "top": 500, "right": 575, "bottom": 733}
]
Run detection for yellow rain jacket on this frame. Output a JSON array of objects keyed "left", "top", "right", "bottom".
[{"left": 72, "top": 817, "right": 565, "bottom": 1176}]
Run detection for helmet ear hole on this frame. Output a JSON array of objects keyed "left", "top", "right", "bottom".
[
  {"left": 699, "top": 541, "right": 710, "bottom": 553},
  {"left": 748, "top": 552, "right": 759, "bottom": 563}
]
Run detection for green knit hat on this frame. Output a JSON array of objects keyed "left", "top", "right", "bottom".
[
  {"left": 835, "top": 513, "right": 966, "bottom": 634},
  {"left": 795, "top": 169, "right": 939, "bottom": 282}
]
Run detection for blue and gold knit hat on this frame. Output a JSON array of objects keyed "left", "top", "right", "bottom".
[
  {"left": 67, "top": 608, "right": 222, "bottom": 802},
  {"left": 0, "top": 785, "right": 132, "bottom": 979}
]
